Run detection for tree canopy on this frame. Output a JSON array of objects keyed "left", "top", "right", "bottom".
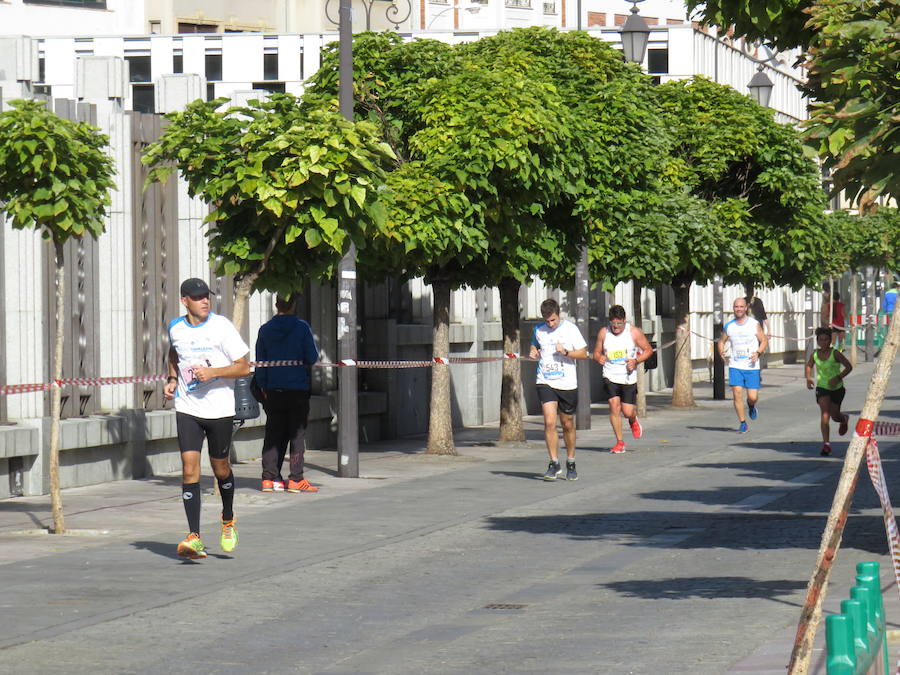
[{"left": 686, "top": 0, "right": 900, "bottom": 210}]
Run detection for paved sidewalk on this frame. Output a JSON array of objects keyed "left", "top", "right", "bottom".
[{"left": 1, "top": 360, "right": 898, "bottom": 673}]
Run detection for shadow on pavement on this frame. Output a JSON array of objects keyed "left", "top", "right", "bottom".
[
  {"left": 490, "top": 470, "right": 544, "bottom": 481},
  {"left": 601, "top": 576, "right": 806, "bottom": 600},
  {"left": 485, "top": 511, "right": 888, "bottom": 554}
]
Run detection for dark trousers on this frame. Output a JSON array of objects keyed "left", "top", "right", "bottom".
[{"left": 261, "top": 390, "right": 311, "bottom": 481}]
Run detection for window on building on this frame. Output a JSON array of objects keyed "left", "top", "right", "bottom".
[
  {"left": 125, "top": 55, "right": 151, "bottom": 83},
  {"left": 38, "top": 56, "right": 46, "bottom": 83},
  {"left": 647, "top": 49, "right": 669, "bottom": 74},
  {"left": 206, "top": 83, "right": 216, "bottom": 101},
  {"left": 178, "top": 22, "right": 217, "bottom": 34},
  {"left": 24, "top": 0, "right": 107, "bottom": 7},
  {"left": 149, "top": 20, "right": 162, "bottom": 34},
  {"left": 263, "top": 53, "right": 278, "bottom": 81},
  {"left": 173, "top": 54, "right": 183, "bottom": 74},
  {"left": 252, "top": 82, "right": 286, "bottom": 94},
  {"left": 205, "top": 54, "right": 223, "bottom": 81},
  {"left": 132, "top": 84, "right": 155, "bottom": 114}
]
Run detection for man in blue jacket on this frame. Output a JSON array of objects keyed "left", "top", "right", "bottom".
[{"left": 256, "top": 295, "right": 320, "bottom": 493}]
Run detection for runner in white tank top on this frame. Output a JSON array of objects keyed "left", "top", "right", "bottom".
[{"left": 593, "top": 305, "right": 653, "bottom": 454}]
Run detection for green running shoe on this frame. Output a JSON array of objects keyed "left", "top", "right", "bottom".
[{"left": 220, "top": 518, "right": 238, "bottom": 553}]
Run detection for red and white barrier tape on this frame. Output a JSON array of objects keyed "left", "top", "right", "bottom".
[
  {"left": 0, "top": 355, "right": 547, "bottom": 395},
  {"left": 863, "top": 436, "right": 900, "bottom": 675}
]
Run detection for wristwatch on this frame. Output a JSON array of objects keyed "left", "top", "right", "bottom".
[{"left": 166, "top": 375, "right": 177, "bottom": 383}]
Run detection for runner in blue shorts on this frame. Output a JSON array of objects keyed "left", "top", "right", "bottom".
[{"left": 718, "top": 298, "right": 769, "bottom": 433}]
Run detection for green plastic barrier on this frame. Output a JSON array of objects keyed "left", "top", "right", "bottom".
[{"left": 825, "top": 561, "right": 890, "bottom": 674}]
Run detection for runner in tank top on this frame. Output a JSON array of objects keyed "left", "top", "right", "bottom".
[
  {"left": 805, "top": 327, "right": 852, "bottom": 456},
  {"left": 717, "top": 297, "right": 768, "bottom": 434},
  {"left": 593, "top": 305, "right": 653, "bottom": 454}
]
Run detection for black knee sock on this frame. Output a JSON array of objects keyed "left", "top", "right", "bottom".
[
  {"left": 182, "top": 482, "right": 201, "bottom": 535},
  {"left": 218, "top": 472, "right": 235, "bottom": 522}
]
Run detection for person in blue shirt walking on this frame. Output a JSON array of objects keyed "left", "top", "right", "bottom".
[
  {"left": 256, "top": 295, "right": 320, "bottom": 493},
  {"left": 885, "top": 280, "right": 899, "bottom": 319}
]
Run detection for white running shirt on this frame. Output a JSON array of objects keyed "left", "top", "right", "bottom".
[
  {"left": 602, "top": 324, "right": 638, "bottom": 385},
  {"left": 532, "top": 319, "right": 587, "bottom": 391},
  {"left": 168, "top": 312, "right": 250, "bottom": 418},
  {"left": 724, "top": 316, "right": 761, "bottom": 371}
]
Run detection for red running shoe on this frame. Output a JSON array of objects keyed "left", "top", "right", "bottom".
[
  {"left": 610, "top": 440, "right": 626, "bottom": 454},
  {"left": 821, "top": 443, "right": 832, "bottom": 456},
  {"left": 630, "top": 417, "right": 643, "bottom": 439}
]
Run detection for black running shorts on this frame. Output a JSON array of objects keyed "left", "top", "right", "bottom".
[
  {"left": 176, "top": 412, "right": 234, "bottom": 459},
  {"left": 536, "top": 384, "right": 578, "bottom": 416},
  {"left": 603, "top": 378, "right": 637, "bottom": 405},
  {"left": 815, "top": 386, "right": 846, "bottom": 405}
]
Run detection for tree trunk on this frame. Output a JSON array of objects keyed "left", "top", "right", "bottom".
[
  {"left": 49, "top": 239, "right": 66, "bottom": 534},
  {"left": 632, "top": 281, "right": 647, "bottom": 418},
  {"left": 788, "top": 302, "right": 900, "bottom": 674},
  {"left": 498, "top": 277, "right": 525, "bottom": 443},
  {"left": 671, "top": 276, "right": 695, "bottom": 407},
  {"left": 231, "top": 273, "right": 256, "bottom": 334},
  {"left": 426, "top": 277, "right": 455, "bottom": 455}
]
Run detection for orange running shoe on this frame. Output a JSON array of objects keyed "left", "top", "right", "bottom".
[
  {"left": 287, "top": 478, "right": 319, "bottom": 493},
  {"left": 177, "top": 532, "right": 207, "bottom": 559},
  {"left": 609, "top": 440, "right": 626, "bottom": 454}
]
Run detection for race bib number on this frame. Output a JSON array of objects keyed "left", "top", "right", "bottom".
[
  {"left": 608, "top": 349, "right": 628, "bottom": 361},
  {"left": 541, "top": 361, "right": 564, "bottom": 380},
  {"left": 733, "top": 348, "right": 751, "bottom": 359}
]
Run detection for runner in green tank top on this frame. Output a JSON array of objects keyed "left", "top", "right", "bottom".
[{"left": 805, "top": 327, "right": 852, "bottom": 456}]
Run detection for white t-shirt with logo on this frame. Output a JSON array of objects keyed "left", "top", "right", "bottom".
[
  {"left": 724, "top": 316, "right": 761, "bottom": 372},
  {"left": 168, "top": 312, "right": 250, "bottom": 418},
  {"left": 532, "top": 319, "right": 587, "bottom": 391}
]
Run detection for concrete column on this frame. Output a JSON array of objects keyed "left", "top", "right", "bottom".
[{"left": 0, "top": 36, "right": 38, "bottom": 99}]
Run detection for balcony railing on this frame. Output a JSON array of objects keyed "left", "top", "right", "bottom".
[{"left": 506, "top": 0, "right": 533, "bottom": 8}]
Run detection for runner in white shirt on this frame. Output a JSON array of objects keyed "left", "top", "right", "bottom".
[
  {"left": 164, "top": 278, "right": 250, "bottom": 560},
  {"left": 718, "top": 297, "right": 769, "bottom": 434},
  {"left": 528, "top": 299, "right": 588, "bottom": 481},
  {"left": 593, "top": 305, "right": 653, "bottom": 454}
]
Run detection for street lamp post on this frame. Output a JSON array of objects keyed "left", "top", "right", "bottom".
[
  {"left": 325, "top": 0, "right": 413, "bottom": 31},
  {"left": 619, "top": 0, "right": 651, "bottom": 64},
  {"left": 747, "top": 64, "right": 775, "bottom": 108}
]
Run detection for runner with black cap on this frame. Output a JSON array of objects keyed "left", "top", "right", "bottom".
[{"left": 165, "top": 278, "right": 250, "bottom": 559}]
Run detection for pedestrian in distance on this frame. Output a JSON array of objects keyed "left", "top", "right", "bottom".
[
  {"left": 805, "top": 326, "right": 852, "bottom": 456},
  {"left": 593, "top": 305, "right": 653, "bottom": 453},
  {"left": 745, "top": 291, "right": 770, "bottom": 375},
  {"left": 884, "top": 280, "right": 898, "bottom": 319},
  {"left": 529, "top": 299, "right": 588, "bottom": 482},
  {"left": 820, "top": 287, "right": 846, "bottom": 349},
  {"left": 255, "top": 295, "right": 320, "bottom": 494},
  {"left": 718, "top": 297, "right": 769, "bottom": 433},
  {"left": 164, "top": 278, "right": 250, "bottom": 560}
]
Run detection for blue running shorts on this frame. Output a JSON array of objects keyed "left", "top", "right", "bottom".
[{"left": 728, "top": 368, "right": 760, "bottom": 390}]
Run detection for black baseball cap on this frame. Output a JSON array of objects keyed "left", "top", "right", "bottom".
[{"left": 180, "top": 278, "right": 214, "bottom": 298}]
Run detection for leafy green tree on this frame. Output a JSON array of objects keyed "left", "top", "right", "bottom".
[
  {"left": 647, "top": 77, "right": 826, "bottom": 406},
  {"left": 457, "top": 28, "right": 658, "bottom": 439},
  {"left": 0, "top": 99, "right": 115, "bottom": 533},
  {"left": 360, "top": 163, "right": 485, "bottom": 454},
  {"left": 686, "top": 0, "right": 900, "bottom": 210},
  {"left": 824, "top": 208, "right": 900, "bottom": 273},
  {"left": 804, "top": 0, "right": 900, "bottom": 211},
  {"left": 143, "top": 95, "right": 396, "bottom": 331}
]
